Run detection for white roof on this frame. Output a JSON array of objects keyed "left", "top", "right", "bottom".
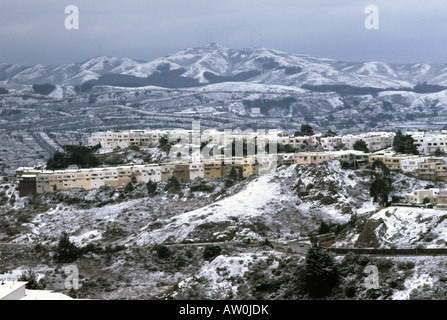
[
  {"left": 0, "top": 281, "right": 27, "bottom": 299},
  {"left": 0, "top": 280, "right": 74, "bottom": 300},
  {"left": 21, "top": 289, "right": 73, "bottom": 300}
]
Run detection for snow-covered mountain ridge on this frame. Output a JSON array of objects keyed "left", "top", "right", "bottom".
[{"left": 2, "top": 43, "right": 447, "bottom": 89}]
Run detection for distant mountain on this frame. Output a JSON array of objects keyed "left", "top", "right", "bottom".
[{"left": 2, "top": 43, "right": 447, "bottom": 90}]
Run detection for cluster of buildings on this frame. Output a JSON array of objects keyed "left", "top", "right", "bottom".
[
  {"left": 15, "top": 128, "right": 447, "bottom": 197},
  {"left": 407, "top": 130, "right": 447, "bottom": 155},
  {"left": 405, "top": 188, "right": 447, "bottom": 206},
  {"left": 367, "top": 151, "right": 447, "bottom": 181},
  {"left": 16, "top": 155, "right": 277, "bottom": 197},
  {"left": 87, "top": 128, "right": 394, "bottom": 153},
  {"left": 320, "top": 132, "right": 395, "bottom": 152},
  {"left": 16, "top": 150, "right": 372, "bottom": 197}
]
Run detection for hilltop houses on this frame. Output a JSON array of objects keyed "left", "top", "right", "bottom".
[{"left": 16, "top": 128, "right": 447, "bottom": 197}]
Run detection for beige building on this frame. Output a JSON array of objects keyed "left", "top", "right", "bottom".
[
  {"left": 117, "top": 167, "right": 133, "bottom": 187},
  {"left": 174, "top": 164, "right": 190, "bottom": 182},
  {"left": 160, "top": 164, "right": 175, "bottom": 181},
  {"left": 132, "top": 164, "right": 162, "bottom": 183},
  {"left": 406, "top": 189, "right": 438, "bottom": 204},
  {"left": 36, "top": 171, "right": 51, "bottom": 193},
  {"left": 49, "top": 172, "right": 65, "bottom": 192},
  {"left": 203, "top": 161, "right": 222, "bottom": 179},
  {"left": 103, "top": 168, "right": 119, "bottom": 187},
  {"left": 75, "top": 171, "right": 91, "bottom": 190},
  {"left": 293, "top": 152, "right": 335, "bottom": 165}
]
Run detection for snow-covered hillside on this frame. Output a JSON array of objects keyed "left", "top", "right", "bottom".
[{"left": 353, "top": 206, "right": 447, "bottom": 248}]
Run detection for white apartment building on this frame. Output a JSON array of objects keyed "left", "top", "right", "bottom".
[
  {"left": 189, "top": 162, "right": 204, "bottom": 180},
  {"left": 321, "top": 132, "right": 394, "bottom": 152},
  {"left": 401, "top": 157, "right": 427, "bottom": 173},
  {"left": 88, "top": 130, "right": 167, "bottom": 149},
  {"left": 408, "top": 131, "right": 447, "bottom": 155}
]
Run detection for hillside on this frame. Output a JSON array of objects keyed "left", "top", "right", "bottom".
[{"left": 3, "top": 161, "right": 447, "bottom": 299}]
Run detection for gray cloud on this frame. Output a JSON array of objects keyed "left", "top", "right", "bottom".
[{"left": 1, "top": 0, "right": 447, "bottom": 65}]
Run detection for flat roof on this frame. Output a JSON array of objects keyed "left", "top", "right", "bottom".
[{"left": 0, "top": 281, "right": 27, "bottom": 299}]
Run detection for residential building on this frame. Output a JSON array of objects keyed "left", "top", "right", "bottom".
[
  {"left": 293, "top": 152, "right": 335, "bottom": 165},
  {"left": 203, "top": 161, "right": 222, "bottom": 179},
  {"left": 160, "top": 164, "right": 175, "bottom": 181},
  {"left": 174, "top": 164, "right": 190, "bottom": 182},
  {"left": 406, "top": 189, "right": 438, "bottom": 204},
  {"left": 18, "top": 174, "right": 36, "bottom": 197},
  {"left": 189, "top": 162, "right": 204, "bottom": 180}
]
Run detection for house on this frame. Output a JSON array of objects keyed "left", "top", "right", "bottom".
[
  {"left": 189, "top": 162, "right": 204, "bottom": 180},
  {"left": 131, "top": 164, "right": 161, "bottom": 183},
  {"left": 89, "top": 169, "right": 106, "bottom": 189},
  {"left": 242, "top": 157, "right": 259, "bottom": 177},
  {"left": 401, "top": 158, "right": 426, "bottom": 173},
  {"left": 62, "top": 170, "right": 77, "bottom": 190},
  {"left": 417, "top": 162, "right": 439, "bottom": 180},
  {"left": 18, "top": 174, "right": 36, "bottom": 197},
  {"left": 435, "top": 164, "right": 447, "bottom": 182},
  {"left": 36, "top": 171, "right": 51, "bottom": 193},
  {"left": 75, "top": 171, "right": 91, "bottom": 190},
  {"left": 329, "top": 150, "right": 369, "bottom": 163},
  {"left": 103, "top": 168, "right": 119, "bottom": 187},
  {"left": 434, "top": 190, "right": 447, "bottom": 205},
  {"left": 293, "top": 152, "right": 334, "bottom": 165},
  {"left": 49, "top": 172, "right": 64, "bottom": 192},
  {"left": 174, "top": 164, "right": 190, "bottom": 182},
  {"left": 203, "top": 161, "right": 222, "bottom": 179},
  {"left": 117, "top": 166, "right": 133, "bottom": 187},
  {"left": 406, "top": 189, "right": 438, "bottom": 204},
  {"left": 160, "top": 164, "right": 175, "bottom": 181}
]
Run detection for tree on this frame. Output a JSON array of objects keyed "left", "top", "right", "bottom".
[
  {"left": 154, "top": 244, "right": 171, "bottom": 259},
  {"left": 164, "top": 175, "right": 181, "bottom": 193},
  {"left": 238, "top": 167, "right": 244, "bottom": 180},
  {"left": 393, "top": 130, "right": 418, "bottom": 155},
  {"left": 203, "top": 245, "right": 222, "bottom": 261},
  {"left": 433, "top": 147, "right": 445, "bottom": 157},
  {"left": 305, "top": 241, "right": 338, "bottom": 298},
  {"left": 228, "top": 167, "right": 238, "bottom": 181},
  {"left": 53, "top": 232, "right": 81, "bottom": 263},
  {"left": 46, "top": 145, "right": 100, "bottom": 170},
  {"left": 295, "top": 124, "right": 314, "bottom": 137},
  {"left": 353, "top": 139, "right": 369, "bottom": 153},
  {"left": 147, "top": 179, "right": 157, "bottom": 195},
  {"left": 370, "top": 159, "right": 392, "bottom": 207},
  {"left": 18, "top": 269, "right": 46, "bottom": 290},
  {"left": 318, "top": 221, "right": 331, "bottom": 235},
  {"left": 46, "top": 151, "right": 67, "bottom": 170},
  {"left": 159, "top": 136, "right": 172, "bottom": 153},
  {"left": 322, "top": 130, "right": 338, "bottom": 137},
  {"left": 32, "top": 83, "right": 56, "bottom": 95}
]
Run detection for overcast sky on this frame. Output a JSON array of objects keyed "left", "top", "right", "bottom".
[{"left": 1, "top": 0, "right": 447, "bottom": 65}]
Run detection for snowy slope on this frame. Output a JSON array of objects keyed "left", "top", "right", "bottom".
[{"left": 356, "top": 206, "right": 447, "bottom": 248}]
